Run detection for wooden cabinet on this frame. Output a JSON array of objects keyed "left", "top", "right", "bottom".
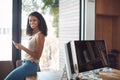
[
  {"left": 95, "top": 0, "right": 120, "bottom": 69},
  {"left": 95, "top": 15, "right": 113, "bottom": 51},
  {"left": 96, "top": 0, "right": 120, "bottom": 16}
]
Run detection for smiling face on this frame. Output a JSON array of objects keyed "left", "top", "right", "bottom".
[{"left": 29, "top": 16, "right": 39, "bottom": 30}]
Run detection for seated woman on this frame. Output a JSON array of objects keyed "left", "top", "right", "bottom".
[{"left": 4, "top": 11, "right": 47, "bottom": 80}]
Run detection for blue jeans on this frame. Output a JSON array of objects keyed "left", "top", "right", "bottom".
[{"left": 4, "top": 60, "right": 38, "bottom": 80}]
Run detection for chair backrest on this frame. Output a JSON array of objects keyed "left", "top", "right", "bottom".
[{"left": 0, "top": 61, "right": 14, "bottom": 79}]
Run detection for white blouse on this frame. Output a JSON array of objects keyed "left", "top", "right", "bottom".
[{"left": 24, "top": 32, "right": 41, "bottom": 64}]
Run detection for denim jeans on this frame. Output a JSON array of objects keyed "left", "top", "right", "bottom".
[{"left": 4, "top": 60, "right": 38, "bottom": 80}]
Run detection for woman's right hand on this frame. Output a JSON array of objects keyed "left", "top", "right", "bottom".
[{"left": 12, "top": 40, "right": 24, "bottom": 50}]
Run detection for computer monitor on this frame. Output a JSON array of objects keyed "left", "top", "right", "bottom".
[
  {"left": 64, "top": 40, "right": 109, "bottom": 79},
  {"left": 64, "top": 42, "right": 76, "bottom": 80}
]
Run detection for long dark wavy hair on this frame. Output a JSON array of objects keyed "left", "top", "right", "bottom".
[{"left": 26, "top": 11, "right": 47, "bottom": 36}]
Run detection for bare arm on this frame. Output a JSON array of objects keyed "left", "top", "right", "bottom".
[{"left": 12, "top": 33, "right": 45, "bottom": 59}]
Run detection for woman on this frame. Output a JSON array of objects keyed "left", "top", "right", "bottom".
[{"left": 5, "top": 11, "right": 47, "bottom": 80}]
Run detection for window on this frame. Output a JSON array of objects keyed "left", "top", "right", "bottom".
[{"left": 0, "top": 0, "right": 12, "bottom": 60}]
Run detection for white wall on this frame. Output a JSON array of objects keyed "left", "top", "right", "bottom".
[{"left": 59, "top": 0, "right": 80, "bottom": 70}]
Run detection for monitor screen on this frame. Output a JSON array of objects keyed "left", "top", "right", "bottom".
[
  {"left": 74, "top": 40, "right": 109, "bottom": 72},
  {"left": 65, "top": 40, "right": 109, "bottom": 78}
]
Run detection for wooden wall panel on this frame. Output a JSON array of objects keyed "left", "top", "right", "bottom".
[
  {"left": 112, "top": 17, "right": 120, "bottom": 69},
  {"left": 96, "top": 0, "right": 120, "bottom": 16},
  {"left": 112, "top": 17, "right": 120, "bottom": 50},
  {"left": 95, "top": 15, "right": 103, "bottom": 40},
  {"left": 96, "top": 0, "right": 120, "bottom": 69},
  {"left": 96, "top": 15, "right": 113, "bottom": 51}
]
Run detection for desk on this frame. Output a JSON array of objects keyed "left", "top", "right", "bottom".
[
  {"left": 36, "top": 71, "right": 62, "bottom": 80},
  {"left": 99, "top": 69, "right": 120, "bottom": 80},
  {"left": 27, "top": 69, "right": 120, "bottom": 80}
]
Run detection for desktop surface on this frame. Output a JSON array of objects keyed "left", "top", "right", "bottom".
[{"left": 37, "top": 71, "right": 62, "bottom": 80}]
